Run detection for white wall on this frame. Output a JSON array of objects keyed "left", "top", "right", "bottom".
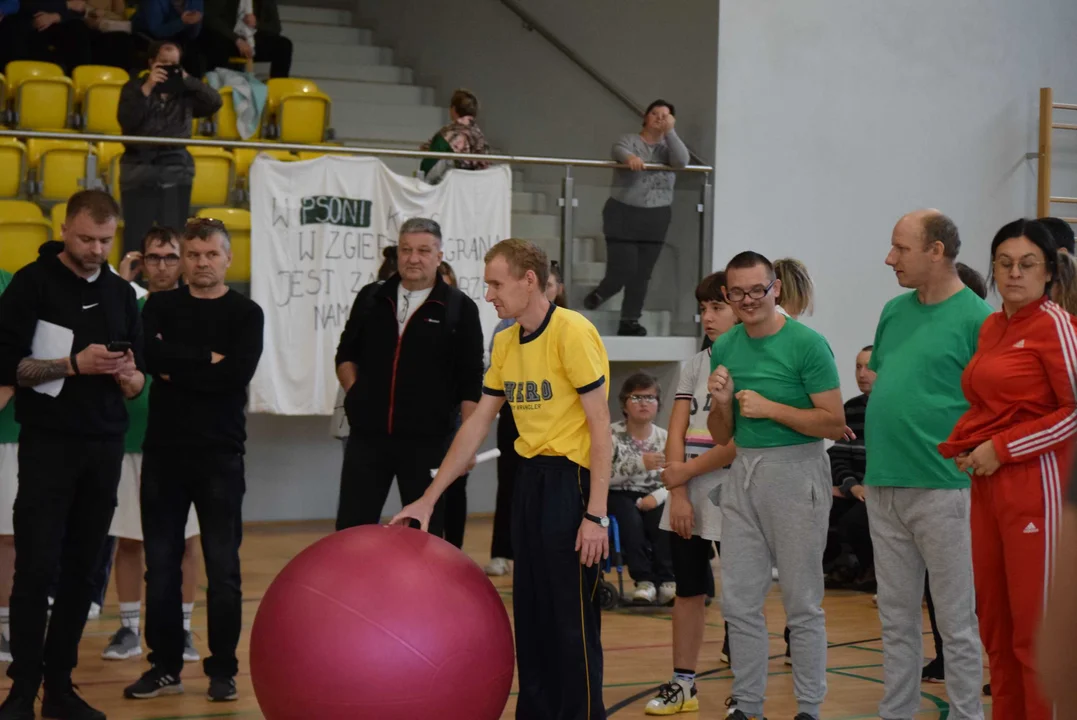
[
  {"left": 354, "top": 0, "right": 717, "bottom": 162},
  {"left": 712, "top": 0, "right": 1077, "bottom": 398}
]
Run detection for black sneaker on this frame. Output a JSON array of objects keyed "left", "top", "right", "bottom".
[
  {"left": 123, "top": 667, "right": 184, "bottom": 699},
  {"left": 41, "top": 682, "right": 104, "bottom": 720},
  {"left": 617, "top": 320, "right": 647, "bottom": 336},
  {"left": 0, "top": 686, "right": 36, "bottom": 720},
  {"left": 983, "top": 683, "right": 991, "bottom": 696},
  {"left": 725, "top": 696, "right": 767, "bottom": 720},
  {"left": 921, "top": 656, "right": 945, "bottom": 683},
  {"left": 793, "top": 714, "right": 819, "bottom": 720},
  {"left": 583, "top": 290, "right": 604, "bottom": 310},
  {"left": 207, "top": 677, "right": 237, "bottom": 702}
]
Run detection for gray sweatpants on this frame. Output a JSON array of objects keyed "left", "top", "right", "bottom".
[
  {"left": 720, "top": 442, "right": 831, "bottom": 718},
  {"left": 867, "top": 487, "right": 983, "bottom": 720}
]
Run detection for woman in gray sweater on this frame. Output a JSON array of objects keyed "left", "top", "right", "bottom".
[{"left": 584, "top": 99, "right": 690, "bottom": 336}]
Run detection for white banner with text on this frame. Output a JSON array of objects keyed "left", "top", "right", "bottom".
[{"left": 249, "top": 155, "right": 511, "bottom": 414}]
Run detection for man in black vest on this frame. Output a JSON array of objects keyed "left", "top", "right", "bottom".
[
  {"left": 334, "top": 218, "right": 484, "bottom": 536},
  {"left": 0, "top": 190, "right": 145, "bottom": 720}
]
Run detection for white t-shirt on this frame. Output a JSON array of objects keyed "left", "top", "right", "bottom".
[
  {"left": 396, "top": 284, "right": 432, "bottom": 334},
  {"left": 660, "top": 347, "right": 726, "bottom": 541}
]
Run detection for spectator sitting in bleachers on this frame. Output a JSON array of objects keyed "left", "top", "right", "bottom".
[
  {"left": 420, "top": 88, "right": 490, "bottom": 185},
  {"left": 199, "top": 0, "right": 292, "bottom": 78},
  {"left": 609, "top": 372, "right": 675, "bottom": 605},
  {"left": 131, "top": 0, "right": 204, "bottom": 76},
  {"left": 1, "top": 0, "right": 92, "bottom": 74},
  {"left": 0, "top": 1, "right": 20, "bottom": 72},
  {"left": 85, "top": 0, "right": 135, "bottom": 69},
  {"left": 824, "top": 345, "right": 876, "bottom": 591},
  {"left": 117, "top": 39, "right": 221, "bottom": 256}
]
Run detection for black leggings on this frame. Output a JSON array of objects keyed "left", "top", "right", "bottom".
[
  {"left": 593, "top": 239, "right": 664, "bottom": 322},
  {"left": 608, "top": 491, "right": 673, "bottom": 585},
  {"left": 442, "top": 473, "right": 468, "bottom": 549}
]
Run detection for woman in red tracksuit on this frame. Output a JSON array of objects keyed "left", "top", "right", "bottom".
[{"left": 940, "top": 218, "right": 1077, "bottom": 720}]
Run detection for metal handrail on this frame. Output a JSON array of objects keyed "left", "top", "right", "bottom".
[
  {"left": 0, "top": 129, "right": 713, "bottom": 173},
  {"left": 499, "top": 0, "right": 709, "bottom": 167}
]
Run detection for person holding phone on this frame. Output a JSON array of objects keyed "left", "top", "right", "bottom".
[
  {"left": 116, "top": 39, "right": 222, "bottom": 257},
  {"left": 0, "top": 190, "right": 145, "bottom": 720}
]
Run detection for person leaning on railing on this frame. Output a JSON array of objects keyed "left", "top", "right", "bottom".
[
  {"left": 116, "top": 39, "right": 222, "bottom": 258},
  {"left": 584, "top": 99, "right": 690, "bottom": 337}
]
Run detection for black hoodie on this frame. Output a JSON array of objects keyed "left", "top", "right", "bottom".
[{"left": 0, "top": 242, "right": 145, "bottom": 439}]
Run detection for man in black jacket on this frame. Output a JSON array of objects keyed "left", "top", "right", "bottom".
[
  {"left": 334, "top": 217, "right": 484, "bottom": 537},
  {"left": 0, "top": 191, "right": 145, "bottom": 720},
  {"left": 199, "top": 0, "right": 292, "bottom": 78},
  {"left": 123, "top": 218, "right": 263, "bottom": 705},
  {"left": 116, "top": 40, "right": 222, "bottom": 256}
]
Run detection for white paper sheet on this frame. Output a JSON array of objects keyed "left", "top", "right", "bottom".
[{"left": 30, "top": 320, "right": 74, "bottom": 398}]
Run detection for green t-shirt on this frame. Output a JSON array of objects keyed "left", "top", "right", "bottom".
[
  {"left": 123, "top": 295, "right": 150, "bottom": 454},
  {"left": 0, "top": 270, "right": 17, "bottom": 445},
  {"left": 864, "top": 287, "right": 992, "bottom": 490},
  {"left": 709, "top": 318, "right": 841, "bottom": 448}
]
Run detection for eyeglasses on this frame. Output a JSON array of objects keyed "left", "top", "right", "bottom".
[
  {"left": 993, "top": 257, "right": 1046, "bottom": 274},
  {"left": 398, "top": 292, "right": 411, "bottom": 324},
  {"left": 628, "top": 395, "right": 658, "bottom": 404},
  {"left": 725, "top": 279, "right": 777, "bottom": 303},
  {"left": 144, "top": 254, "right": 180, "bottom": 267}
]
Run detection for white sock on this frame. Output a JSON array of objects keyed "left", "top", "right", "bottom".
[
  {"left": 182, "top": 602, "right": 194, "bottom": 632},
  {"left": 0, "top": 606, "right": 8, "bottom": 642},
  {"left": 119, "top": 602, "right": 141, "bottom": 635}
]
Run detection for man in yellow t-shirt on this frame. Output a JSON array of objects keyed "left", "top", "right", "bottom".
[{"left": 394, "top": 239, "right": 612, "bottom": 719}]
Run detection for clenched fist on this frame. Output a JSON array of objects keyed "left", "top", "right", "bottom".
[{"left": 708, "top": 365, "right": 734, "bottom": 405}]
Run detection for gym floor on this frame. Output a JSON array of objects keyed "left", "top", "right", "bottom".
[{"left": 41, "top": 517, "right": 988, "bottom": 719}]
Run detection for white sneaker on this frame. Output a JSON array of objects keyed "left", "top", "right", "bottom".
[
  {"left": 484, "top": 557, "right": 512, "bottom": 576},
  {"left": 632, "top": 581, "right": 657, "bottom": 603},
  {"left": 183, "top": 631, "right": 200, "bottom": 663},
  {"left": 102, "top": 626, "right": 142, "bottom": 660},
  {"left": 645, "top": 678, "right": 698, "bottom": 715},
  {"left": 87, "top": 602, "right": 101, "bottom": 620},
  {"left": 771, "top": 567, "right": 780, "bottom": 582},
  {"left": 658, "top": 582, "right": 677, "bottom": 605}
]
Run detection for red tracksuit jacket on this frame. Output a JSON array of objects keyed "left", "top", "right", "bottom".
[{"left": 939, "top": 296, "right": 1077, "bottom": 476}]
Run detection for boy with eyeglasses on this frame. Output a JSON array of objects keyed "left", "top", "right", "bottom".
[
  {"left": 707, "top": 251, "right": 845, "bottom": 720},
  {"left": 97, "top": 227, "right": 203, "bottom": 665}
]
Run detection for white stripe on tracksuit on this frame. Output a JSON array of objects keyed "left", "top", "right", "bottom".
[{"left": 1007, "top": 303, "right": 1077, "bottom": 459}]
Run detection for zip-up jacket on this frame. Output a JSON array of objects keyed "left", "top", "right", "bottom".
[
  {"left": 940, "top": 296, "right": 1077, "bottom": 466},
  {"left": 0, "top": 241, "right": 144, "bottom": 439},
  {"left": 335, "top": 274, "right": 483, "bottom": 438}
]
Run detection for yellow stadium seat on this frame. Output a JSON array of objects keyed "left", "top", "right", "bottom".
[
  {"left": 50, "top": 202, "right": 124, "bottom": 268},
  {"left": 0, "top": 200, "right": 51, "bottom": 273},
  {"left": 72, "top": 65, "right": 128, "bottom": 104},
  {"left": 5, "top": 61, "right": 73, "bottom": 130},
  {"left": 0, "top": 139, "right": 27, "bottom": 199},
  {"left": 233, "top": 147, "right": 295, "bottom": 184},
  {"left": 265, "top": 78, "right": 330, "bottom": 144},
  {"left": 96, "top": 141, "right": 124, "bottom": 192},
  {"left": 188, "top": 146, "right": 234, "bottom": 207},
  {"left": 213, "top": 87, "right": 259, "bottom": 141},
  {"left": 197, "top": 207, "right": 250, "bottom": 283},
  {"left": 73, "top": 66, "right": 129, "bottom": 135},
  {"left": 26, "top": 138, "right": 93, "bottom": 204}
]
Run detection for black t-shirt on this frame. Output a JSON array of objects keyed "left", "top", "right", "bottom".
[{"left": 141, "top": 287, "right": 264, "bottom": 453}]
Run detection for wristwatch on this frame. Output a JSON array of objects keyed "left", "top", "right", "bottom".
[{"left": 584, "top": 512, "right": 609, "bottom": 529}]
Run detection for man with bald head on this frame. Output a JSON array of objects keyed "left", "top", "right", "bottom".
[{"left": 864, "top": 210, "right": 991, "bottom": 720}]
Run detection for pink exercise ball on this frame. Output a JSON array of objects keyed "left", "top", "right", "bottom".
[{"left": 249, "top": 524, "right": 515, "bottom": 719}]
